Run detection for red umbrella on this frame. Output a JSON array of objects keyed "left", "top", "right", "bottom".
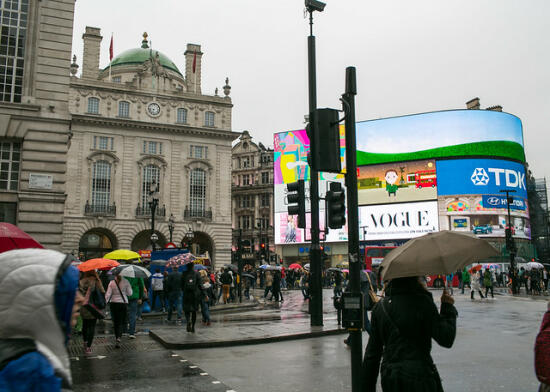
[
  {"left": 78, "top": 258, "right": 120, "bottom": 272},
  {"left": 288, "top": 263, "right": 302, "bottom": 270},
  {"left": 469, "top": 264, "right": 482, "bottom": 273},
  {"left": 0, "top": 223, "right": 44, "bottom": 253}
]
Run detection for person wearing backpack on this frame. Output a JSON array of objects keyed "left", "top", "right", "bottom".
[
  {"left": 535, "top": 301, "right": 550, "bottom": 391},
  {"left": 150, "top": 268, "right": 165, "bottom": 312},
  {"left": 79, "top": 270, "right": 105, "bottom": 355},
  {"left": 182, "top": 266, "right": 202, "bottom": 332}
]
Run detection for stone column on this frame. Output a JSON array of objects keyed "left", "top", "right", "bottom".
[{"left": 184, "top": 43, "right": 202, "bottom": 94}]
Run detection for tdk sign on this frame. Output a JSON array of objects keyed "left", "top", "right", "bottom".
[
  {"left": 471, "top": 167, "right": 526, "bottom": 189},
  {"left": 436, "top": 159, "right": 528, "bottom": 199}
]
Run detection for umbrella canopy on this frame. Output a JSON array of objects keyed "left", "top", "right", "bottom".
[
  {"left": 194, "top": 264, "right": 207, "bottom": 271},
  {"left": 336, "top": 261, "right": 349, "bottom": 268},
  {"left": 469, "top": 264, "right": 482, "bottom": 273},
  {"left": 103, "top": 249, "right": 141, "bottom": 262},
  {"left": 265, "top": 266, "right": 282, "bottom": 271},
  {"left": 327, "top": 267, "right": 342, "bottom": 273},
  {"left": 78, "top": 258, "right": 119, "bottom": 272},
  {"left": 259, "top": 264, "right": 269, "bottom": 270},
  {"left": 482, "top": 263, "right": 501, "bottom": 270},
  {"left": 0, "top": 223, "right": 43, "bottom": 253},
  {"left": 112, "top": 264, "right": 151, "bottom": 279},
  {"left": 224, "top": 264, "right": 238, "bottom": 272},
  {"left": 304, "top": 263, "right": 310, "bottom": 270},
  {"left": 524, "top": 261, "right": 544, "bottom": 270},
  {"left": 167, "top": 253, "right": 195, "bottom": 267},
  {"left": 288, "top": 263, "right": 302, "bottom": 270},
  {"left": 150, "top": 259, "right": 169, "bottom": 266},
  {"left": 380, "top": 231, "right": 499, "bottom": 281},
  {"left": 242, "top": 273, "right": 256, "bottom": 279}
]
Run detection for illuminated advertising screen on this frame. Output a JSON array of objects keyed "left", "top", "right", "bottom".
[
  {"left": 435, "top": 158, "right": 527, "bottom": 199},
  {"left": 355, "top": 110, "right": 524, "bottom": 166},
  {"left": 359, "top": 201, "right": 439, "bottom": 241},
  {"left": 274, "top": 211, "right": 348, "bottom": 244},
  {"left": 358, "top": 159, "right": 437, "bottom": 206},
  {"left": 438, "top": 195, "right": 530, "bottom": 240}
]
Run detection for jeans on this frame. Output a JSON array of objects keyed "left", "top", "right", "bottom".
[
  {"left": 200, "top": 298, "right": 210, "bottom": 322},
  {"left": 167, "top": 292, "right": 183, "bottom": 320},
  {"left": 151, "top": 290, "right": 164, "bottom": 311},
  {"left": 127, "top": 299, "right": 139, "bottom": 335}
]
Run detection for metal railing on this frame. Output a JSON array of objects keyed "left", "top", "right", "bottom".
[
  {"left": 135, "top": 204, "right": 166, "bottom": 218},
  {"left": 184, "top": 207, "right": 212, "bottom": 221},
  {"left": 84, "top": 201, "right": 116, "bottom": 216}
]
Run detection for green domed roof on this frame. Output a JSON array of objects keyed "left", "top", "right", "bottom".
[{"left": 106, "top": 47, "right": 182, "bottom": 76}]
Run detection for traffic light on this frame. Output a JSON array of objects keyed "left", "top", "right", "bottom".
[
  {"left": 326, "top": 181, "right": 346, "bottom": 229},
  {"left": 306, "top": 108, "right": 341, "bottom": 173},
  {"left": 287, "top": 179, "right": 306, "bottom": 228}
]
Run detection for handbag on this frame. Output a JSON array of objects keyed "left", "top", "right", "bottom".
[
  {"left": 366, "top": 272, "right": 379, "bottom": 311},
  {"left": 83, "top": 286, "right": 105, "bottom": 319}
]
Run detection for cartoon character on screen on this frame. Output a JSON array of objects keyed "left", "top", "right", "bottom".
[
  {"left": 285, "top": 215, "right": 297, "bottom": 243},
  {"left": 385, "top": 169, "right": 399, "bottom": 197}
]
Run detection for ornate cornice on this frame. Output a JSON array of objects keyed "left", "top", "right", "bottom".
[{"left": 72, "top": 113, "right": 239, "bottom": 140}]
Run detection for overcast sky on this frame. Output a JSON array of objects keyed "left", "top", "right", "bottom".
[{"left": 72, "top": 1, "right": 550, "bottom": 179}]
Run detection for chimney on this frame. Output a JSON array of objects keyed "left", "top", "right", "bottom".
[
  {"left": 184, "top": 43, "right": 202, "bottom": 94},
  {"left": 466, "top": 97, "right": 480, "bottom": 110},
  {"left": 82, "top": 26, "right": 102, "bottom": 80},
  {"left": 486, "top": 105, "right": 503, "bottom": 112}
]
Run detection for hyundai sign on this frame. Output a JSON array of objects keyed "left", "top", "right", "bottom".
[
  {"left": 436, "top": 159, "right": 527, "bottom": 199},
  {"left": 481, "top": 195, "right": 527, "bottom": 211}
]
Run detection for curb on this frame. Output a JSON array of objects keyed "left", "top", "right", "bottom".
[
  {"left": 141, "top": 300, "right": 259, "bottom": 319},
  {"left": 149, "top": 327, "right": 348, "bottom": 350}
]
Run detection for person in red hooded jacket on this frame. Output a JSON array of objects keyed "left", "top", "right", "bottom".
[{"left": 535, "top": 301, "right": 550, "bottom": 392}]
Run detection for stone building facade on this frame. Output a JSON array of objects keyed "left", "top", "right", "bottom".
[
  {"left": 0, "top": 0, "right": 75, "bottom": 249},
  {"left": 231, "top": 131, "right": 274, "bottom": 265},
  {"left": 63, "top": 28, "right": 238, "bottom": 267}
]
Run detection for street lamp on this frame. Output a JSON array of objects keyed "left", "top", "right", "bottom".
[
  {"left": 183, "top": 227, "right": 194, "bottom": 252},
  {"left": 500, "top": 189, "right": 517, "bottom": 293},
  {"left": 148, "top": 181, "right": 160, "bottom": 250},
  {"left": 256, "top": 220, "right": 264, "bottom": 262},
  {"left": 168, "top": 213, "right": 175, "bottom": 243}
]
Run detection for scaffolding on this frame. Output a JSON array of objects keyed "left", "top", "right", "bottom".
[{"left": 527, "top": 177, "right": 550, "bottom": 263}]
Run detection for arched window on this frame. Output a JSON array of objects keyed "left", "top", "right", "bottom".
[
  {"left": 141, "top": 164, "right": 160, "bottom": 211},
  {"left": 91, "top": 160, "right": 111, "bottom": 207},
  {"left": 87, "top": 97, "right": 99, "bottom": 114},
  {"left": 189, "top": 168, "right": 206, "bottom": 213},
  {"left": 204, "top": 111, "right": 215, "bottom": 127},
  {"left": 177, "top": 108, "right": 187, "bottom": 124},
  {"left": 118, "top": 101, "right": 130, "bottom": 118}
]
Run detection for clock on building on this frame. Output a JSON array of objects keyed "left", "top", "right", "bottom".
[{"left": 147, "top": 102, "right": 161, "bottom": 116}]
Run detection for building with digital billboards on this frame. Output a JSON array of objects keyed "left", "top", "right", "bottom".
[{"left": 274, "top": 99, "right": 535, "bottom": 266}]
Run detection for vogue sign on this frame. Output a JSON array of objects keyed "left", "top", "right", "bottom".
[{"left": 359, "top": 201, "right": 439, "bottom": 241}]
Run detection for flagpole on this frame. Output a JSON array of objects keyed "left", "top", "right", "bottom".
[{"left": 109, "top": 33, "right": 113, "bottom": 82}]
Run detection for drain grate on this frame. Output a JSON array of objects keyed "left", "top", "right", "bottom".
[{"left": 69, "top": 335, "right": 163, "bottom": 356}]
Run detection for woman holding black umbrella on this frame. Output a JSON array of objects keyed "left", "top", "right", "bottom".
[{"left": 363, "top": 277, "right": 457, "bottom": 391}]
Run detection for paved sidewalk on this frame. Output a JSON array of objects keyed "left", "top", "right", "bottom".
[{"left": 149, "top": 289, "right": 347, "bottom": 349}]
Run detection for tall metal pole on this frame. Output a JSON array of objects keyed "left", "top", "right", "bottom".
[
  {"left": 501, "top": 189, "right": 517, "bottom": 293},
  {"left": 307, "top": 10, "right": 323, "bottom": 326},
  {"left": 150, "top": 199, "right": 157, "bottom": 251},
  {"left": 238, "top": 228, "right": 243, "bottom": 303},
  {"left": 342, "top": 67, "right": 362, "bottom": 392}
]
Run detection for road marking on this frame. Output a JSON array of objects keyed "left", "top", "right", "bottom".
[
  {"left": 180, "top": 359, "right": 187, "bottom": 362},
  {"left": 87, "top": 355, "right": 106, "bottom": 360},
  {"left": 171, "top": 354, "right": 179, "bottom": 357},
  {"left": 212, "top": 381, "right": 221, "bottom": 384},
  {"left": 189, "top": 365, "right": 198, "bottom": 368},
  {"left": 200, "top": 372, "right": 208, "bottom": 376}
]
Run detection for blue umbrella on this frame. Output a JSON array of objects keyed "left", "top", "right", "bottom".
[
  {"left": 259, "top": 264, "right": 269, "bottom": 270},
  {"left": 194, "top": 264, "right": 207, "bottom": 271}
]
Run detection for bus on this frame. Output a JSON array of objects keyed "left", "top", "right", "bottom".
[
  {"left": 415, "top": 170, "right": 437, "bottom": 188},
  {"left": 364, "top": 246, "right": 397, "bottom": 271}
]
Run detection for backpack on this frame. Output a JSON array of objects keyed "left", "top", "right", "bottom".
[
  {"left": 183, "top": 272, "right": 197, "bottom": 294},
  {"left": 535, "top": 311, "right": 550, "bottom": 384}
]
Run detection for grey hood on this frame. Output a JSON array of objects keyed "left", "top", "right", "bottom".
[{"left": 0, "top": 248, "right": 74, "bottom": 385}]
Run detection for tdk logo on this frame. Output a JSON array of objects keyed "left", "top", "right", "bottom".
[{"left": 471, "top": 167, "right": 526, "bottom": 190}]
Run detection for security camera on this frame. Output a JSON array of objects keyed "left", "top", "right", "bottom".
[{"left": 305, "top": 0, "right": 326, "bottom": 12}]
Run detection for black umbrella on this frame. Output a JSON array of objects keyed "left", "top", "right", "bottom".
[
  {"left": 242, "top": 273, "right": 255, "bottom": 279},
  {"left": 224, "top": 264, "right": 238, "bottom": 272},
  {"left": 327, "top": 267, "right": 343, "bottom": 273}
]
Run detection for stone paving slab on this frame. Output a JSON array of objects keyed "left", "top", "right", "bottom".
[{"left": 150, "top": 317, "right": 347, "bottom": 350}]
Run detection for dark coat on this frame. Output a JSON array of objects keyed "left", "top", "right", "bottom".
[
  {"left": 363, "top": 278, "right": 458, "bottom": 392},
  {"left": 165, "top": 271, "right": 183, "bottom": 295},
  {"left": 182, "top": 270, "right": 201, "bottom": 312}
]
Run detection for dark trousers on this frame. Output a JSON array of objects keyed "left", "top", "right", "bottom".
[
  {"left": 82, "top": 318, "right": 97, "bottom": 348},
  {"left": 110, "top": 302, "right": 127, "bottom": 339},
  {"left": 151, "top": 290, "right": 164, "bottom": 311},
  {"left": 264, "top": 286, "right": 272, "bottom": 298},
  {"left": 484, "top": 285, "right": 494, "bottom": 298},
  {"left": 461, "top": 282, "right": 471, "bottom": 294}
]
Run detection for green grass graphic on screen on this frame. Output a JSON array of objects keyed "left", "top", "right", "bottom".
[{"left": 356, "top": 141, "right": 525, "bottom": 166}]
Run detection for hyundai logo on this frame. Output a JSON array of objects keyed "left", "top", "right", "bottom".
[{"left": 486, "top": 196, "right": 501, "bottom": 205}]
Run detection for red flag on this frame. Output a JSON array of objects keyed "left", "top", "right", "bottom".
[
  {"left": 192, "top": 50, "right": 196, "bottom": 73},
  {"left": 109, "top": 34, "right": 114, "bottom": 61}
]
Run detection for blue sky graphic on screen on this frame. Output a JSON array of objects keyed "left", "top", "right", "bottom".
[
  {"left": 355, "top": 110, "right": 524, "bottom": 166},
  {"left": 436, "top": 159, "right": 527, "bottom": 199}
]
